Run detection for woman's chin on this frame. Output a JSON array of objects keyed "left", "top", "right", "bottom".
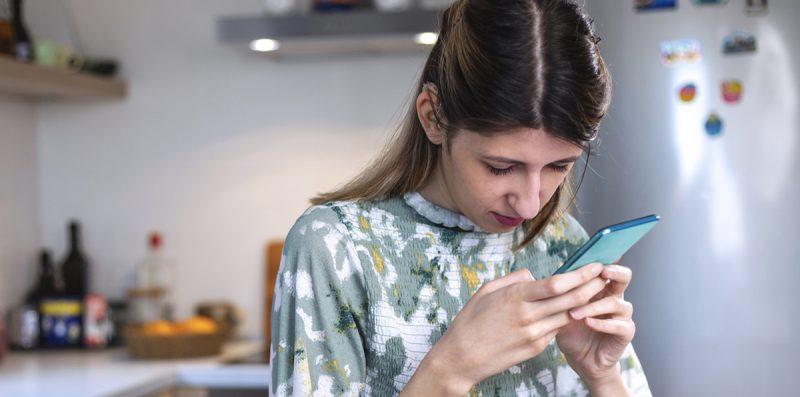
[{"left": 477, "top": 219, "right": 518, "bottom": 234}]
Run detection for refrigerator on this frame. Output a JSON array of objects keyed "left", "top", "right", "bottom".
[{"left": 578, "top": 1, "right": 800, "bottom": 396}]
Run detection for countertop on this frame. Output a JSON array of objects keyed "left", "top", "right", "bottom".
[{"left": 0, "top": 339, "right": 269, "bottom": 397}]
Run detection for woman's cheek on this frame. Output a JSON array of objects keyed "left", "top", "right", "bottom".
[{"left": 541, "top": 175, "right": 565, "bottom": 202}]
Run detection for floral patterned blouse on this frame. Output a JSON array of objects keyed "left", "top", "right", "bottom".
[{"left": 270, "top": 192, "right": 651, "bottom": 396}]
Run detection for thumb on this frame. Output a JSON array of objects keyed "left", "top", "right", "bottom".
[{"left": 479, "top": 268, "right": 535, "bottom": 295}]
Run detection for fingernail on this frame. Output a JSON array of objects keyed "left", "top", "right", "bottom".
[
  {"left": 591, "top": 263, "right": 604, "bottom": 274},
  {"left": 570, "top": 309, "right": 584, "bottom": 319}
]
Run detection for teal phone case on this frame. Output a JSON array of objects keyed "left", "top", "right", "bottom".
[{"left": 552, "top": 214, "right": 660, "bottom": 275}]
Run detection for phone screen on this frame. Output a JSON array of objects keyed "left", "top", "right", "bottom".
[{"left": 552, "top": 214, "right": 660, "bottom": 276}]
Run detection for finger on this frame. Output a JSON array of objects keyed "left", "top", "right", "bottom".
[
  {"left": 522, "top": 311, "right": 573, "bottom": 341},
  {"left": 479, "top": 268, "right": 534, "bottom": 296},
  {"left": 541, "top": 328, "right": 560, "bottom": 346},
  {"left": 568, "top": 296, "right": 632, "bottom": 320},
  {"left": 601, "top": 265, "right": 632, "bottom": 297},
  {"left": 517, "top": 262, "right": 604, "bottom": 302},
  {"left": 529, "top": 277, "right": 608, "bottom": 318},
  {"left": 543, "top": 328, "right": 559, "bottom": 341},
  {"left": 584, "top": 318, "right": 636, "bottom": 340},
  {"left": 519, "top": 324, "right": 562, "bottom": 361}
]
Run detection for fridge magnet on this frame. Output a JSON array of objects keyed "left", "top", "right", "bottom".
[
  {"left": 722, "top": 31, "right": 757, "bottom": 54},
  {"left": 705, "top": 112, "right": 724, "bottom": 137},
  {"left": 721, "top": 79, "right": 743, "bottom": 104},
  {"left": 679, "top": 83, "right": 697, "bottom": 103},
  {"left": 745, "top": 0, "right": 768, "bottom": 15},
  {"left": 635, "top": 0, "right": 677, "bottom": 12},
  {"left": 660, "top": 39, "right": 702, "bottom": 66},
  {"left": 693, "top": 0, "right": 727, "bottom": 5}
]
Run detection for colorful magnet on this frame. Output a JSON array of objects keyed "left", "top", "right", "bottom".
[
  {"left": 635, "top": 0, "right": 677, "bottom": 11},
  {"left": 722, "top": 31, "right": 757, "bottom": 54},
  {"left": 745, "top": 0, "right": 768, "bottom": 15},
  {"left": 660, "top": 39, "right": 702, "bottom": 66},
  {"left": 705, "top": 112, "right": 724, "bottom": 137},
  {"left": 679, "top": 83, "right": 697, "bottom": 103},
  {"left": 694, "top": 0, "right": 728, "bottom": 5},
  {"left": 721, "top": 79, "right": 743, "bottom": 104}
]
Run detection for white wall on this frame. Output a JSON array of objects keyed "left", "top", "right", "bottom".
[
  {"left": 32, "top": 1, "right": 427, "bottom": 336},
  {"left": 0, "top": 95, "right": 39, "bottom": 313}
]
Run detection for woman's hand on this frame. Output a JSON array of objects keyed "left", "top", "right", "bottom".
[
  {"left": 555, "top": 263, "right": 636, "bottom": 389},
  {"left": 402, "top": 263, "right": 607, "bottom": 396}
]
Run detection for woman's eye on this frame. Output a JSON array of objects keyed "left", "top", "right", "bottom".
[
  {"left": 487, "top": 165, "right": 514, "bottom": 176},
  {"left": 550, "top": 164, "right": 570, "bottom": 173}
]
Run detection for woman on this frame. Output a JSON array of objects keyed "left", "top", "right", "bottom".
[{"left": 271, "top": 0, "right": 651, "bottom": 395}]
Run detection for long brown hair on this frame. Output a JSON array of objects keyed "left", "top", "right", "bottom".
[{"left": 312, "top": 0, "right": 611, "bottom": 250}]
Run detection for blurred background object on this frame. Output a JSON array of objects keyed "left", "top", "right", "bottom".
[
  {"left": 263, "top": 240, "right": 283, "bottom": 363},
  {"left": 196, "top": 300, "right": 242, "bottom": 339},
  {"left": 263, "top": 0, "right": 312, "bottom": 16},
  {"left": 0, "top": 317, "right": 6, "bottom": 364},
  {"left": 374, "top": 0, "right": 415, "bottom": 12},
  {"left": 418, "top": 0, "right": 453, "bottom": 9},
  {"left": 129, "top": 231, "right": 174, "bottom": 325},
  {"left": 0, "top": 0, "right": 14, "bottom": 56},
  {"left": 10, "top": 0, "right": 33, "bottom": 62}
]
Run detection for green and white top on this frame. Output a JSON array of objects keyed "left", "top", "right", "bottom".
[{"left": 270, "top": 192, "right": 651, "bottom": 396}]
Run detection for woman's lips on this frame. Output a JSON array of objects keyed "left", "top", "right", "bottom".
[{"left": 491, "top": 212, "right": 523, "bottom": 227}]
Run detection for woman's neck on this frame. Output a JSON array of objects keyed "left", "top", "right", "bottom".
[{"left": 417, "top": 163, "right": 462, "bottom": 216}]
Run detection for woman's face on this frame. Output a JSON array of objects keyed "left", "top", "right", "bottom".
[{"left": 427, "top": 127, "right": 583, "bottom": 233}]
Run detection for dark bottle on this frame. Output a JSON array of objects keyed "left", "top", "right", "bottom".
[
  {"left": 0, "top": 1, "right": 14, "bottom": 56},
  {"left": 25, "top": 250, "right": 59, "bottom": 304},
  {"left": 10, "top": 0, "right": 32, "bottom": 62},
  {"left": 61, "top": 221, "right": 89, "bottom": 297}
]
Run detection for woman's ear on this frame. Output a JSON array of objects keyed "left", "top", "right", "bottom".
[{"left": 416, "top": 83, "right": 446, "bottom": 145}]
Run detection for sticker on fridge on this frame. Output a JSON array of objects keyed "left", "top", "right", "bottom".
[
  {"left": 661, "top": 39, "right": 702, "bottom": 66},
  {"left": 745, "top": 0, "right": 768, "bottom": 15},
  {"left": 635, "top": 0, "right": 677, "bottom": 12},
  {"left": 679, "top": 83, "right": 697, "bottom": 103},
  {"left": 723, "top": 31, "right": 757, "bottom": 54},
  {"left": 705, "top": 113, "right": 724, "bottom": 137},
  {"left": 721, "top": 79, "right": 743, "bottom": 104},
  {"left": 693, "top": 0, "right": 727, "bottom": 5}
]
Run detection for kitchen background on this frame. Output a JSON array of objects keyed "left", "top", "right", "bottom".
[{"left": 1, "top": 0, "right": 797, "bottom": 396}]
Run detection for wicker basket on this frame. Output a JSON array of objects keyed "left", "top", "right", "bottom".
[{"left": 124, "top": 327, "right": 225, "bottom": 359}]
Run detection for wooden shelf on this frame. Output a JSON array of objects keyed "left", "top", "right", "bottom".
[{"left": 0, "top": 55, "right": 126, "bottom": 101}]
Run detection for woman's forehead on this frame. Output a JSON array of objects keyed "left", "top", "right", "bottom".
[{"left": 458, "top": 127, "right": 583, "bottom": 162}]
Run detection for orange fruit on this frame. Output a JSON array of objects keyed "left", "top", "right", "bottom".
[
  {"left": 177, "top": 316, "right": 218, "bottom": 334},
  {"left": 143, "top": 320, "right": 178, "bottom": 336}
]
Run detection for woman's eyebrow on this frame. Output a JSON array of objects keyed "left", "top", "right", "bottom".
[
  {"left": 483, "top": 155, "right": 524, "bottom": 165},
  {"left": 552, "top": 155, "right": 581, "bottom": 164},
  {"left": 483, "top": 155, "right": 580, "bottom": 164}
]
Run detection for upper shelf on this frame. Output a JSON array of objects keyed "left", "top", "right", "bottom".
[
  {"left": 216, "top": 9, "right": 442, "bottom": 57},
  {"left": 0, "top": 55, "right": 126, "bottom": 101}
]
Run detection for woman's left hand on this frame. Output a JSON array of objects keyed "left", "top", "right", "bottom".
[{"left": 555, "top": 263, "right": 636, "bottom": 385}]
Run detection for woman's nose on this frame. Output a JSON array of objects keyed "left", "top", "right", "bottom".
[{"left": 508, "top": 176, "right": 540, "bottom": 220}]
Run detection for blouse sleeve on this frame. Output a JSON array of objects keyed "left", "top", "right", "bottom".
[
  {"left": 619, "top": 343, "right": 653, "bottom": 396},
  {"left": 270, "top": 206, "right": 368, "bottom": 397}
]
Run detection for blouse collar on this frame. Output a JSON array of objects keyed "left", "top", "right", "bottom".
[{"left": 402, "top": 191, "right": 486, "bottom": 232}]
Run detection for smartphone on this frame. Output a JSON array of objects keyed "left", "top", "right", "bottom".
[{"left": 552, "top": 214, "right": 660, "bottom": 276}]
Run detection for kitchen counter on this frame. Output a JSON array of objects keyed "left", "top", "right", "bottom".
[{"left": 0, "top": 340, "right": 269, "bottom": 397}]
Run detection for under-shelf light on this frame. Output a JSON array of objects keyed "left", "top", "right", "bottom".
[
  {"left": 414, "top": 32, "right": 438, "bottom": 45},
  {"left": 250, "top": 38, "right": 280, "bottom": 52}
]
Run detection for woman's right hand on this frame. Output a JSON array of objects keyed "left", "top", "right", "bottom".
[{"left": 404, "top": 262, "right": 607, "bottom": 396}]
